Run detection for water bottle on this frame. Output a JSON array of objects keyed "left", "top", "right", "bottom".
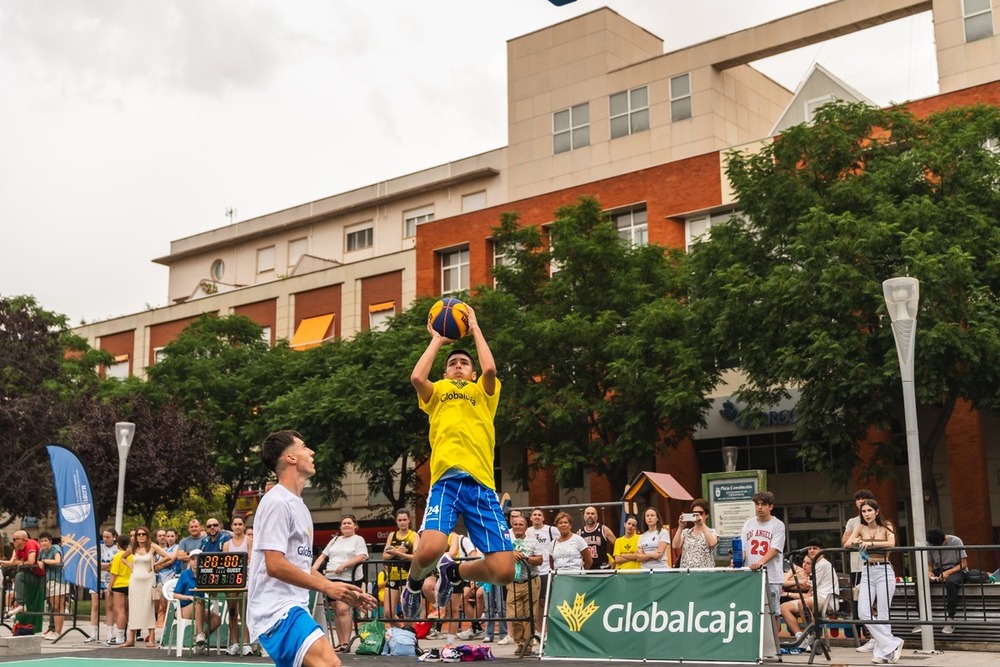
[
  {"left": 859, "top": 546, "right": 869, "bottom": 564},
  {"left": 731, "top": 536, "right": 744, "bottom": 568}
]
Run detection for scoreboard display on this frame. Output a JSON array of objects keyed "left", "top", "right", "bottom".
[{"left": 195, "top": 552, "right": 247, "bottom": 588}]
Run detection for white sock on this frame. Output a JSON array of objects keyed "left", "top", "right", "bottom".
[{"left": 447, "top": 634, "right": 455, "bottom": 643}]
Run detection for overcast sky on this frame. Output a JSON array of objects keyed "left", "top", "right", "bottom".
[{"left": 0, "top": 0, "right": 938, "bottom": 326}]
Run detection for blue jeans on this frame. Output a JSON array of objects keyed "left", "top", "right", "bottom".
[{"left": 483, "top": 584, "right": 507, "bottom": 638}]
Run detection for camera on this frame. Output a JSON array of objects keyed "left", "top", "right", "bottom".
[{"left": 681, "top": 513, "right": 697, "bottom": 523}]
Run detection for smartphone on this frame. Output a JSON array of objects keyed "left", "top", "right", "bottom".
[{"left": 681, "top": 513, "right": 697, "bottom": 523}]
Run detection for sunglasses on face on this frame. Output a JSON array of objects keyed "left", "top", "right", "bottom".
[{"left": 207, "top": 523, "right": 220, "bottom": 528}]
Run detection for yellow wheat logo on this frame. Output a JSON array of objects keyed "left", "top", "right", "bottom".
[{"left": 556, "top": 593, "right": 600, "bottom": 632}]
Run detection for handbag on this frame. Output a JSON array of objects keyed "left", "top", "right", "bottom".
[
  {"left": 151, "top": 583, "right": 163, "bottom": 601},
  {"left": 356, "top": 616, "right": 386, "bottom": 655}
]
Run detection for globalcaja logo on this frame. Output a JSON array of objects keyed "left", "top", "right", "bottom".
[{"left": 556, "top": 593, "right": 600, "bottom": 632}]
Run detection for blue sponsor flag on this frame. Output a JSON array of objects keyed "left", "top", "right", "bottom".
[{"left": 46, "top": 445, "right": 99, "bottom": 591}]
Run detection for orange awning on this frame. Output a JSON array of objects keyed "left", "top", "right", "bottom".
[
  {"left": 622, "top": 471, "right": 694, "bottom": 502},
  {"left": 368, "top": 301, "right": 395, "bottom": 313},
  {"left": 290, "top": 314, "right": 334, "bottom": 350}
]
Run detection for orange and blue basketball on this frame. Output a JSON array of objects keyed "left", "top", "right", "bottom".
[{"left": 428, "top": 297, "right": 469, "bottom": 339}]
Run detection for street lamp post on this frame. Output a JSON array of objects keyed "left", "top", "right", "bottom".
[
  {"left": 882, "top": 277, "right": 935, "bottom": 652},
  {"left": 114, "top": 422, "right": 135, "bottom": 536}
]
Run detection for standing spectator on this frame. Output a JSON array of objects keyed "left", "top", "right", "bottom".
[
  {"left": 506, "top": 515, "right": 542, "bottom": 655},
  {"left": 312, "top": 514, "right": 368, "bottom": 654},
  {"left": 613, "top": 516, "right": 641, "bottom": 569},
  {"left": 154, "top": 528, "right": 179, "bottom": 630},
  {"left": 843, "top": 489, "right": 875, "bottom": 652},
  {"left": 0, "top": 530, "right": 45, "bottom": 631},
  {"left": 453, "top": 532, "right": 485, "bottom": 641},
  {"left": 201, "top": 518, "right": 231, "bottom": 553},
  {"left": 223, "top": 516, "right": 254, "bottom": 656},
  {"left": 636, "top": 507, "right": 670, "bottom": 570},
  {"left": 125, "top": 526, "right": 172, "bottom": 647},
  {"left": 672, "top": 499, "right": 719, "bottom": 568},
  {"left": 37, "top": 532, "right": 68, "bottom": 640},
  {"left": 525, "top": 508, "right": 556, "bottom": 632},
  {"left": 88, "top": 528, "right": 119, "bottom": 642},
  {"left": 550, "top": 512, "right": 592, "bottom": 572},
  {"left": 578, "top": 506, "right": 616, "bottom": 570},
  {"left": 175, "top": 519, "right": 206, "bottom": 565},
  {"left": 847, "top": 499, "right": 904, "bottom": 664},
  {"left": 740, "top": 491, "right": 785, "bottom": 635},
  {"left": 926, "top": 528, "right": 968, "bottom": 634},
  {"left": 382, "top": 508, "right": 417, "bottom": 624},
  {"left": 107, "top": 534, "right": 132, "bottom": 645}
]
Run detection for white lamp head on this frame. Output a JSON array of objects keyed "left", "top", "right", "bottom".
[
  {"left": 115, "top": 421, "right": 135, "bottom": 455},
  {"left": 882, "top": 277, "right": 919, "bottom": 323}
]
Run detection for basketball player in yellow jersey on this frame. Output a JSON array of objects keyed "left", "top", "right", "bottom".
[{"left": 400, "top": 306, "right": 515, "bottom": 619}]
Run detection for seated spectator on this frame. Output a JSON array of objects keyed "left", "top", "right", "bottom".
[
  {"left": 173, "top": 550, "right": 221, "bottom": 651},
  {"left": 780, "top": 555, "right": 812, "bottom": 603},
  {"left": 927, "top": 528, "right": 968, "bottom": 635},
  {"left": 781, "top": 540, "right": 838, "bottom": 646}
]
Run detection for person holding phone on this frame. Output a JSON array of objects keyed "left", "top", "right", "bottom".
[{"left": 671, "top": 499, "right": 718, "bottom": 569}]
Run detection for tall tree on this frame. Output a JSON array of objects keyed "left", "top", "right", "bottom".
[
  {"left": 266, "top": 300, "right": 436, "bottom": 514},
  {"left": 480, "top": 197, "right": 719, "bottom": 495},
  {"left": 687, "top": 101, "right": 1000, "bottom": 526},
  {"left": 65, "top": 382, "right": 216, "bottom": 528},
  {"left": 145, "top": 314, "right": 274, "bottom": 515},
  {"left": 0, "top": 295, "right": 108, "bottom": 527}
]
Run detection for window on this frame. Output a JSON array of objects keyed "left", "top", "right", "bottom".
[
  {"left": 290, "top": 314, "right": 335, "bottom": 350},
  {"left": 610, "top": 86, "right": 649, "bottom": 139},
  {"left": 210, "top": 259, "right": 225, "bottom": 281},
  {"left": 260, "top": 325, "right": 272, "bottom": 346},
  {"left": 153, "top": 347, "right": 167, "bottom": 364},
  {"left": 685, "top": 210, "right": 741, "bottom": 251},
  {"left": 346, "top": 223, "right": 374, "bottom": 252},
  {"left": 553, "top": 103, "right": 590, "bottom": 154},
  {"left": 369, "top": 301, "right": 396, "bottom": 332},
  {"left": 404, "top": 205, "right": 435, "bottom": 238},
  {"left": 257, "top": 246, "right": 275, "bottom": 274},
  {"left": 670, "top": 74, "right": 691, "bottom": 122},
  {"left": 441, "top": 248, "right": 470, "bottom": 293},
  {"left": 964, "top": 0, "right": 994, "bottom": 42},
  {"left": 612, "top": 207, "right": 648, "bottom": 247},
  {"left": 288, "top": 237, "right": 308, "bottom": 270},
  {"left": 462, "top": 191, "right": 487, "bottom": 213},
  {"left": 491, "top": 240, "right": 508, "bottom": 287},
  {"left": 805, "top": 94, "right": 836, "bottom": 123},
  {"left": 105, "top": 354, "right": 129, "bottom": 380}
]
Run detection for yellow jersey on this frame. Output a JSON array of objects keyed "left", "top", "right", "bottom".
[
  {"left": 110, "top": 551, "right": 133, "bottom": 588},
  {"left": 420, "top": 376, "right": 501, "bottom": 489},
  {"left": 613, "top": 534, "right": 641, "bottom": 570}
]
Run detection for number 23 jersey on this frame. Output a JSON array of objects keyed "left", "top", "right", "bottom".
[{"left": 740, "top": 516, "right": 785, "bottom": 583}]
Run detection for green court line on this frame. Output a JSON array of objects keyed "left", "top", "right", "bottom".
[{"left": 0, "top": 658, "right": 253, "bottom": 666}]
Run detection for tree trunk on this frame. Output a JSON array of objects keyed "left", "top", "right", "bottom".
[{"left": 918, "top": 397, "right": 955, "bottom": 535}]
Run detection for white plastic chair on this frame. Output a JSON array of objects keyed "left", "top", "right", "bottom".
[{"left": 161, "top": 578, "right": 192, "bottom": 657}]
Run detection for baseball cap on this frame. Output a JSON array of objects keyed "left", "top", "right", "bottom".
[{"left": 189, "top": 549, "right": 203, "bottom": 557}]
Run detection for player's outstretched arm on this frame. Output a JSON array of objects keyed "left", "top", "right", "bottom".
[
  {"left": 465, "top": 306, "right": 496, "bottom": 396},
  {"left": 261, "top": 550, "right": 377, "bottom": 611},
  {"left": 411, "top": 322, "right": 447, "bottom": 403}
]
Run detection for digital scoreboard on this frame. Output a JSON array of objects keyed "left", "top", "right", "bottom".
[{"left": 195, "top": 552, "right": 247, "bottom": 588}]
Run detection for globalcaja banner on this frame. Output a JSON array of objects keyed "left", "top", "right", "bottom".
[
  {"left": 544, "top": 570, "right": 764, "bottom": 662},
  {"left": 46, "top": 445, "right": 99, "bottom": 592}
]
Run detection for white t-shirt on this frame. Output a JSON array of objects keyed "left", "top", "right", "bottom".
[
  {"left": 247, "top": 484, "right": 315, "bottom": 643},
  {"left": 551, "top": 534, "right": 589, "bottom": 572},
  {"left": 526, "top": 524, "right": 557, "bottom": 576},
  {"left": 637, "top": 529, "right": 670, "bottom": 570},
  {"left": 844, "top": 516, "right": 862, "bottom": 572},
  {"left": 740, "top": 515, "right": 785, "bottom": 584},
  {"left": 813, "top": 557, "right": 838, "bottom": 610},
  {"left": 322, "top": 534, "right": 368, "bottom": 582}
]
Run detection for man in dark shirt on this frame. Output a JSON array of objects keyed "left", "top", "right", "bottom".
[{"left": 926, "top": 528, "right": 968, "bottom": 634}]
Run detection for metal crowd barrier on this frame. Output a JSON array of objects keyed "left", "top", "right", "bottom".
[
  {"left": 332, "top": 556, "right": 540, "bottom": 657},
  {"left": 789, "top": 544, "right": 1000, "bottom": 663}
]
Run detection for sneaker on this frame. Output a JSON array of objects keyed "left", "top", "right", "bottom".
[
  {"left": 857, "top": 638, "right": 876, "bottom": 652},
  {"left": 4, "top": 605, "right": 23, "bottom": 619},
  {"left": 435, "top": 554, "right": 457, "bottom": 610},
  {"left": 911, "top": 625, "right": 923, "bottom": 633},
  {"left": 228, "top": 643, "right": 240, "bottom": 656},
  {"left": 420, "top": 648, "right": 442, "bottom": 662},
  {"left": 483, "top": 636, "right": 494, "bottom": 643},
  {"left": 872, "top": 659, "right": 887, "bottom": 665},
  {"left": 497, "top": 635, "right": 515, "bottom": 645},
  {"left": 400, "top": 584, "right": 423, "bottom": 619},
  {"left": 195, "top": 633, "right": 207, "bottom": 647},
  {"left": 942, "top": 624, "right": 955, "bottom": 634},
  {"left": 426, "top": 629, "right": 444, "bottom": 640},
  {"left": 242, "top": 645, "right": 254, "bottom": 656},
  {"left": 457, "top": 627, "right": 484, "bottom": 640},
  {"left": 84, "top": 636, "right": 99, "bottom": 644},
  {"left": 106, "top": 637, "right": 120, "bottom": 646},
  {"left": 441, "top": 647, "right": 463, "bottom": 663},
  {"left": 890, "top": 639, "right": 904, "bottom": 664}
]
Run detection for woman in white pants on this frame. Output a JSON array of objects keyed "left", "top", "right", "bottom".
[{"left": 848, "top": 500, "right": 904, "bottom": 665}]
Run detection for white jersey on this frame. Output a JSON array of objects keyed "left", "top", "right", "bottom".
[
  {"left": 246, "top": 484, "right": 315, "bottom": 643},
  {"left": 740, "top": 515, "right": 786, "bottom": 584},
  {"left": 526, "top": 524, "right": 558, "bottom": 576},
  {"left": 637, "top": 528, "right": 670, "bottom": 570}
]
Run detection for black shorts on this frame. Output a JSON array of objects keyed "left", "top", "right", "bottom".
[
  {"left": 386, "top": 579, "right": 405, "bottom": 590},
  {"left": 112, "top": 586, "right": 129, "bottom": 595}
]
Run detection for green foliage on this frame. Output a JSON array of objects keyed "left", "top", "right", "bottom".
[
  {"left": 145, "top": 313, "right": 275, "bottom": 514},
  {"left": 689, "top": 101, "right": 1000, "bottom": 500},
  {"left": 482, "top": 197, "right": 718, "bottom": 493}
]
